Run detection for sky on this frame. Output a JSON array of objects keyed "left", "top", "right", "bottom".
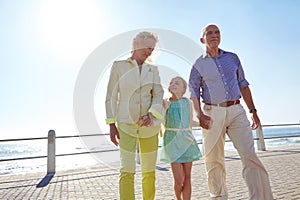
[{"left": 1, "top": 0, "right": 300, "bottom": 139}]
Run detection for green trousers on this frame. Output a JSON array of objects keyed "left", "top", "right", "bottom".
[{"left": 119, "top": 129, "right": 158, "bottom": 200}]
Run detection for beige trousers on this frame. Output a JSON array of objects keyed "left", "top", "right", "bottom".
[{"left": 202, "top": 104, "right": 273, "bottom": 200}]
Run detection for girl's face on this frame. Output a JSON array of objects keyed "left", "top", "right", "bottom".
[{"left": 168, "top": 77, "right": 186, "bottom": 98}]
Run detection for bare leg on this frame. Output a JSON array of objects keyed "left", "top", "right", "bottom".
[
  {"left": 182, "top": 162, "right": 192, "bottom": 200},
  {"left": 171, "top": 163, "right": 183, "bottom": 200}
]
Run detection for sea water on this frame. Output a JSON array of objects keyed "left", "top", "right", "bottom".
[{"left": 0, "top": 126, "right": 299, "bottom": 175}]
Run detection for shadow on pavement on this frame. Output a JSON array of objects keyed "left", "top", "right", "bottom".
[{"left": 36, "top": 173, "right": 54, "bottom": 188}]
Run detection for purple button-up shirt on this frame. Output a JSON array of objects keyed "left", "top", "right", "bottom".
[{"left": 189, "top": 49, "right": 249, "bottom": 104}]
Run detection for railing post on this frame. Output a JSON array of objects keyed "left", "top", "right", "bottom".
[
  {"left": 47, "top": 130, "right": 56, "bottom": 174},
  {"left": 256, "top": 125, "right": 266, "bottom": 151}
]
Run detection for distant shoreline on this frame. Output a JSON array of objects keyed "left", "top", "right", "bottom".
[{"left": 2, "top": 144, "right": 300, "bottom": 178}]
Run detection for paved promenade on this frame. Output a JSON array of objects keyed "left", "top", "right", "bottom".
[{"left": 1, "top": 145, "right": 300, "bottom": 200}]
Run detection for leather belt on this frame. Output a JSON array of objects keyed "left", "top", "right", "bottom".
[{"left": 206, "top": 100, "right": 240, "bottom": 107}]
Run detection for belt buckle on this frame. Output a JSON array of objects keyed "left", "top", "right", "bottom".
[
  {"left": 217, "top": 102, "right": 226, "bottom": 107},
  {"left": 216, "top": 100, "right": 238, "bottom": 107},
  {"left": 231, "top": 101, "right": 235, "bottom": 106},
  {"left": 215, "top": 102, "right": 221, "bottom": 107},
  {"left": 230, "top": 100, "right": 239, "bottom": 106},
  {"left": 233, "top": 100, "right": 239, "bottom": 105},
  {"left": 224, "top": 101, "right": 234, "bottom": 107}
]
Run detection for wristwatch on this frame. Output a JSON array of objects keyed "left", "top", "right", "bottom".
[{"left": 249, "top": 108, "right": 257, "bottom": 113}]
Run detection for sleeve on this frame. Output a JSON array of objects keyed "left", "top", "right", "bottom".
[
  {"left": 105, "top": 62, "right": 119, "bottom": 124},
  {"left": 188, "top": 64, "right": 202, "bottom": 99},
  {"left": 235, "top": 55, "right": 249, "bottom": 89},
  {"left": 148, "top": 66, "right": 164, "bottom": 119},
  {"left": 158, "top": 99, "right": 170, "bottom": 137}
]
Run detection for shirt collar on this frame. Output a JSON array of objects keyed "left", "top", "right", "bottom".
[{"left": 203, "top": 48, "right": 226, "bottom": 58}]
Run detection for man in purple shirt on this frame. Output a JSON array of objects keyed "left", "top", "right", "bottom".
[{"left": 189, "top": 24, "right": 273, "bottom": 199}]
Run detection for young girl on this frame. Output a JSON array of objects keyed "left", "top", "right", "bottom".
[{"left": 160, "top": 76, "right": 201, "bottom": 200}]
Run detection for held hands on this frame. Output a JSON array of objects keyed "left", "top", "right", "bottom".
[
  {"left": 109, "top": 124, "right": 120, "bottom": 146},
  {"left": 139, "top": 112, "right": 154, "bottom": 127},
  {"left": 198, "top": 112, "right": 213, "bottom": 130},
  {"left": 109, "top": 112, "right": 154, "bottom": 146}
]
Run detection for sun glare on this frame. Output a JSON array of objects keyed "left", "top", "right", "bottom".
[{"left": 38, "top": 0, "right": 106, "bottom": 57}]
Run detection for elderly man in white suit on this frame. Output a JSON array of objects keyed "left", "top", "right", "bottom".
[{"left": 105, "top": 31, "right": 164, "bottom": 200}]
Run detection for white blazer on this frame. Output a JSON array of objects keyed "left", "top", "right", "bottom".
[{"left": 105, "top": 58, "right": 164, "bottom": 127}]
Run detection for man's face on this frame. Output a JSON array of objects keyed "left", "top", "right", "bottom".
[{"left": 201, "top": 25, "right": 221, "bottom": 48}]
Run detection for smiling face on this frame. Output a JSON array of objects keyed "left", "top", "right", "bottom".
[
  {"left": 168, "top": 77, "right": 187, "bottom": 99},
  {"left": 200, "top": 24, "right": 221, "bottom": 49},
  {"left": 131, "top": 32, "right": 158, "bottom": 65},
  {"left": 132, "top": 38, "right": 156, "bottom": 64}
]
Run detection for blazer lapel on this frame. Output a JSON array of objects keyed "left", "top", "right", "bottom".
[{"left": 141, "top": 64, "right": 151, "bottom": 83}]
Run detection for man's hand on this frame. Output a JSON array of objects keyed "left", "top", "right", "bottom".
[
  {"left": 198, "top": 112, "right": 213, "bottom": 130},
  {"left": 250, "top": 112, "right": 260, "bottom": 130},
  {"left": 109, "top": 124, "right": 120, "bottom": 146}
]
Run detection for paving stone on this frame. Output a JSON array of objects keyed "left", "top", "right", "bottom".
[{"left": 0, "top": 145, "right": 299, "bottom": 199}]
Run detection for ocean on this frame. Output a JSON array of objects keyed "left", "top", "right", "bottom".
[{"left": 1, "top": 126, "right": 300, "bottom": 175}]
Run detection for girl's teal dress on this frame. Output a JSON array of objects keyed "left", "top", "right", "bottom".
[{"left": 160, "top": 97, "right": 201, "bottom": 163}]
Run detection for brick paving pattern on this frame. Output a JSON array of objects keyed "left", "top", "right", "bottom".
[{"left": 0, "top": 145, "right": 299, "bottom": 200}]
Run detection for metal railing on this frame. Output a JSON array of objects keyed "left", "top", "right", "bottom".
[{"left": 1, "top": 123, "right": 300, "bottom": 175}]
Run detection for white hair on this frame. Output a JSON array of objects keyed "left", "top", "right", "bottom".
[
  {"left": 132, "top": 31, "right": 158, "bottom": 50},
  {"left": 201, "top": 23, "right": 219, "bottom": 38}
]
